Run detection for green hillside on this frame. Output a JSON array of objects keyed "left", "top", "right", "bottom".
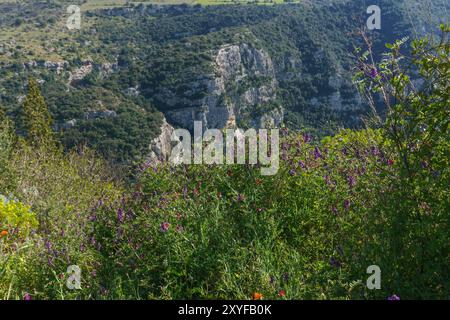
[{"left": 0, "top": 1, "right": 448, "bottom": 163}]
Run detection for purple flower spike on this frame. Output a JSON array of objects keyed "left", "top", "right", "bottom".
[
  {"left": 344, "top": 199, "right": 351, "bottom": 210},
  {"left": 44, "top": 240, "right": 52, "bottom": 251},
  {"left": 23, "top": 293, "right": 32, "bottom": 300},
  {"left": 347, "top": 175, "right": 356, "bottom": 188},
  {"left": 314, "top": 147, "right": 323, "bottom": 159},
  {"left": 369, "top": 68, "right": 378, "bottom": 79},
  {"left": 117, "top": 208, "right": 124, "bottom": 223}
]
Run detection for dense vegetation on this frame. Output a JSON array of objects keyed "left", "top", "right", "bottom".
[
  {"left": 0, "top": 24, "right": 448, "bottom": 299},
  {"left": 1, "top": 1, "right": 448, "bottom": 163}
]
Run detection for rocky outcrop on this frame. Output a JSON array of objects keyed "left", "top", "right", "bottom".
[
  {"left": 124, "top": 85, "right": 140, "bottom": 97},
  {"left": 44, "top": 60, "right": 68, "bottom": 74},
  {"left": 23, "top": 60, "right": 68, "bottom": 74},
  {"left": 58, "top": 119, "right": 77, "bottom": 130},
  {"left": 68, "top": 60, "right": 93, "bottom": 85},
  {"left": 165, "top": 43, "right": 283, "bottom": 131},
  {"left": 99, "top": 60, "right": 119, "bottom": 78},
  {"left": 147, "top": 118, "right": 181, "bottom": 164}
]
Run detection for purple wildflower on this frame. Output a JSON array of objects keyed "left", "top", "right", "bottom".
[
  {"left": 117, "top": 208, "right": 124, "bottom": 223},
  {"left": 44, "top": 240, "right": 52, "bottom": 251},
  {"left": 298, "top": 160, "right": 306, "bottom": 169},
  {"left": 371, "top": 146, "right": 380, "bottom": 157},
  {"left": 237, "top": 194, "right": 245, "bottom": 202},
  {"left": 289, "top": 169, "right": 296, "bottom": 176},
  {"left": 126, "top": 208, "right": 135, "bottom": 220},
  {"left": 314, "top": 147, "right": 323, "bottom": 159},
  {"left": 303, "top": 134, "right": 312, "bottom": 143},
  {"left": 331, "top": 206, "right": 339, "bottom": 216},
  {"left": 347, "top": 175, "right": 356, "bottom": 188},
  {"left": 369, "top": 68, "right": 378, "bottom": 79},
  {"left": 357, "top": 166, "right": 366, "bottom": 176},
  {"left": 330, "top": 256, "right": 342, "bottom": 268},
  {"left": 344, "top": 199, "right": 351, "bottom": 210},
  {"left": 388, "top": 295, "right": 400, "bottom": 301},
  {"left": 23, "top": 293, "right": 32, "bottom": 300},
  {"left": 159, "top": 222, "right": 170, "bottom": 233}
]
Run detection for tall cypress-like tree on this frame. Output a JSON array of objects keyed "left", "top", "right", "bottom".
[
  {"left": 0, "top": 104, "right": 16, "bottom": 191},
  {"left": 22, "top": 78, "right": 54, "bottom": 147},
  {"left": 0, "top": 104, "right": 14, "bottom": 141},
  {"left": 0, "top": 104, "right": 7, "bottom": 123}
]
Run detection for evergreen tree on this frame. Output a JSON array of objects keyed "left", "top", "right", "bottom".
[
  {"left": 0, "top": 104, "right": 6, "bottom": 123},
  {"left": 0, "top": 104, "right": 14, "bottom": 140},
  {"left": 22, "top": 78, "right": 54, "bottom": 147},
  {"left": 0, "top": 104, "right": 16, "bottom": 192}
]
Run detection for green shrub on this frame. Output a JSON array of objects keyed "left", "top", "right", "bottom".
[{"left": 0, "top": 197, "right": 38, "bottom": 237}]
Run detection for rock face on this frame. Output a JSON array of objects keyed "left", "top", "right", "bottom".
[
  {"left": 165, "top": 43, "right": 283, "bottom": 131},
  {"left": 68, "top": 60, "right": 93, "bottom": 85},
  {"left": 44, "top": 61, "right": 68, "bottom": 75},
  {"left": 147, "top": 118, "right": 180, "bottom": 164},
  {"left": 99, "top": 60, "right": 119, "bottom": 78},
  {"left": 124, "top": 85, "right": 140, "bottom": 97}
]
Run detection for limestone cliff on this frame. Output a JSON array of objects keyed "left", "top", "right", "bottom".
[
  {"left": 147, "top": 118, "right": 180, "bottom": 164},
  {"left": 165, "top": 43, "right": 283, "bottom": 131}
]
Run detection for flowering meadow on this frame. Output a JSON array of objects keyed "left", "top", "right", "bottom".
[{"left": 0, "top": 27, "right": 448, "bottom": 300}]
